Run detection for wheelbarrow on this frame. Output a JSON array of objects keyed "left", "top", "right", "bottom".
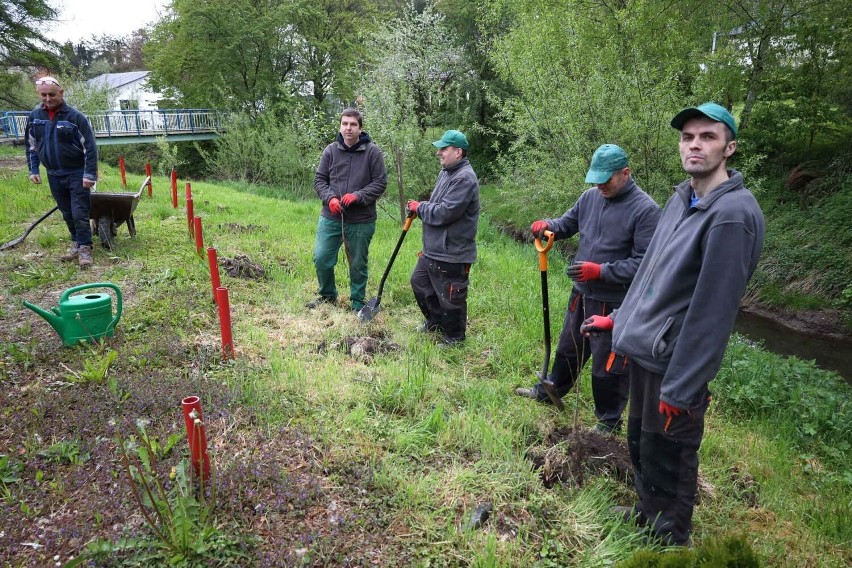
[{"left": 90, "top": 176, "right": 149, "bottom": 250}]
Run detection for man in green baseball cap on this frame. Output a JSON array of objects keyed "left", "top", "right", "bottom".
[
  {"left": 580, "top": 101, "right": 764, "bottom": 546},
  {"left": 516, "top": 144, "right": 660, "bottom": 433},
  {"left": 407, "top": 129, "right": 480, "bottom": 346}
]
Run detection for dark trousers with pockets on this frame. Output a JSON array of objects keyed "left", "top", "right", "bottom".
[
  {"left": 410, "top": 254, "right": 469, "bottom": 342},
  {"left": 47, "top": 173, "right": 92, "bottom": 246},
  {"left": 627, "top": 361, "right": 708, "bottom": 546},
  {"left": 544, "top": 290, "right": 628, "bottom": 428}
]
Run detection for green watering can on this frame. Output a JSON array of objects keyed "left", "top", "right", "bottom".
[{"left": 24, "top": 283, "right": 123, "bottom": 347}]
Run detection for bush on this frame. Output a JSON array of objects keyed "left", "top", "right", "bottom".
[{"left": 204, "top": 109, "right": 325, "bottom": 198}]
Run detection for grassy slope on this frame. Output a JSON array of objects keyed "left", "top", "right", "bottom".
[{"left": 0, "top": 155, "right": 849, "bottom": 566}]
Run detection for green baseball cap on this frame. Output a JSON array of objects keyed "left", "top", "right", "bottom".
[
  {"left": 432, "top": 130, "right": 469, "bottom": 150},
  {"left": 584, "top": 144, "right": 629, "bottom": 184},
  {"left": 670, "top": 102, "right": 737, "bottom": 138}
]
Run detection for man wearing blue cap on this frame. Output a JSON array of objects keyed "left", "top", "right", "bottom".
[
  {"left": 581, "top": 103, "right": 765, "bottom": 545},
  {"left": 516, "top": 144, "right": 660, "bottom": 434},
  {"left": 407, "top": 130, "right": 480, "bottom": 346}
]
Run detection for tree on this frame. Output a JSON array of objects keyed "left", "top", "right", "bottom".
[
  {"left": 359, "top": 3, "right": 471, "bottom": 219},
  {"left": 0, "top": 0, "right": 59, "bottom": 108}
]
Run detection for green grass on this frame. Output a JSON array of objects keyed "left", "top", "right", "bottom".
[{"left": 0, "top": 160, "right": 849, "bottom": 566}]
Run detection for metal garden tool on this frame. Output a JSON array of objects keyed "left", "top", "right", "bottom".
[
  {"left": 357, "top": 212, "right": 416, "bottom": 322},
  {"left": 535, "top": 230, "right": 564, "bottom": 410},
  {"left": 23, "top": 282, "right": 123, "bottom": 347},
  {"left": 0, "top": 206, "right": 58, "bottom": 251}
]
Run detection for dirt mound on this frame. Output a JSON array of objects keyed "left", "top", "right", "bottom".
[
  {"left": 220, "top": 253, "right": 266, "bottom": 279},
  {"left": 219, "top": 222, "right": 266, "bottom": 233},
  {"left": 527, "top": 426, "right": 633, "bottom": 489}
]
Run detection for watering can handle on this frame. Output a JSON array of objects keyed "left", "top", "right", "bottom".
[{"left": 59, "top": 282, "right": 123, "bottom": 329}]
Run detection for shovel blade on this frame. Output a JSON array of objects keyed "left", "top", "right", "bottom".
[
  {"left": 357, "top": 297, "right": 381, "bottom": 322},
  {"left": 540, "top": 379, "right": 565, "bottom": 411},
  {"left": 0, "top": 236, "right": 25, "bottom": 251}
]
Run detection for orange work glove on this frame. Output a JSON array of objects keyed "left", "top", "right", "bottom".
[
  {"left": 658, "top": 401, "right": 684, "bottom": 418},
  {"left": 407, "top": 200, "right": 420, "bottom": 216},
  {"left": 341, "top": 193, "right": 357, "bottom": 207}
]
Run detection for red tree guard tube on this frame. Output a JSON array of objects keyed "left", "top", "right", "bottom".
[
  {"left": 193, "top": 216, "right": 203, "bottom": 256},
  {"left": 118, "top": 156, "right": 127, "bottom": 189},
  {"left": 145, "top": 163, "right": 152, "bottom": 197},
  {"left": 207, "top": 247, "right": 221, "bottom": 304},
  {"left": 217, "top": 287, "right": 234, "bottom": 360},
  {"left": 187, "top": 198, "right": 194, "bottom": 235},
  {"left": 181, "top": 396, "right": 211, "bottom": 480},
  {"left": 171, "top": 170, "right": 178, "bottom": 208},
  {"left": 185, "top": 182, "right": 192, "bottom": 201}
]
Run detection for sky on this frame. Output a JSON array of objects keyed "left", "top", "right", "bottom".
[{"left": 46, "top": 0, "right": 169, "bottom": 44}]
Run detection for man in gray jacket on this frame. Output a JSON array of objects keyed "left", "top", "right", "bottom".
[
  {"left": 581, "top": 103, "right": 765, "bottom": 545},
  {"left": 311, "top": 108, "right": 387, "bottom": 311},
  {"left": 408, "top": 130, "right": 480, "bottom": 346},
  {"left": 516, "top": 145, "right": 660, "bottom": 434}
]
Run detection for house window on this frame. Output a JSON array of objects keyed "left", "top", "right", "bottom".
[{"left": 119, "top": 100, "right": 139, "bottom": 110}]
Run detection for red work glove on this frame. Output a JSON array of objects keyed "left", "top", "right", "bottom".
[
  {"left": 567, "top": 261, "right": 602, "bottom": 282},
  {"left": 328, "top": 197, "right": 342, "bottom": 215},
  {"left": 531, "top": 220, "right": 549, "bottom": 238},
  {"left": 341, "top": 193, "right": 358, "bottom": 207},
  {"left": 580, "top": 314, "right": 613, "bottom": 336},
  {"left": 658, "top": 401, "right": 684, "bottom": 418},
  {"left": 407, "top": 200, "right": 420, "bottom": 216}
]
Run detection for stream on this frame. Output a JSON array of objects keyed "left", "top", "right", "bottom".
[{"left": 734, "top": 311, "right": 852, "bottom": 382}]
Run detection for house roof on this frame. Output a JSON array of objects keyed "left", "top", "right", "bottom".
[{"left": 86, "top": 71, "right": 150, "bottom": 90}]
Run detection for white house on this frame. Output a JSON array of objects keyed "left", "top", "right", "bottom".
[{"left": 86, "top": 71, "right": 162, "bottom": 111}]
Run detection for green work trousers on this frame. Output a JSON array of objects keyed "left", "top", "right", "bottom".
[{"left": 312, "top": 216, "right": 376, "bottom": 310}]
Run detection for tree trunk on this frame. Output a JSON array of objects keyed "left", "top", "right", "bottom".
[
  {"left": 739, "top": 32, "right": 771, "bottom": 132},
  {"left": 395, "top": 145, "right": 406, "bottom": 223}
]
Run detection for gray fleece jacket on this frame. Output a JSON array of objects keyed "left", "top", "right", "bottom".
[
  {"left": 545, "top": 179, "right": 660, "bottom": 303},
  {"left": 612, "top": 170, "right": 764, "bottom": 409},
  {"left": 419, "top": 158, "right": 480, "bottom": 264},
  {"left": 314, "top": 132, "right": 387, "bottom": 223}
]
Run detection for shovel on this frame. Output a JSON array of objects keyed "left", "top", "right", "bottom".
[
  {"left": 535, "top": 230, "right": 564, "bottom": 410},
  {"left": 0, "top": 206, "right": 59, "bottom": 251},
  {"left": 357, "top": 211, "right": 416, "bottom": 322}
]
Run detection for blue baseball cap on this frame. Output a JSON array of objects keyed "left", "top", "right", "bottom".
[{"left": 670, "top": 102, "right": 737, "bottom": 138}]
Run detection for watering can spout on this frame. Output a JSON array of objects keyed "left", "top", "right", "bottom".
[{"left": 23, "top": 301, "right": 63, "bottom": 334}]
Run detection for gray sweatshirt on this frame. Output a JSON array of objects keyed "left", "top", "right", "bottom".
[
  {"left": 612, "top": 170, "right": 765, "bottom": 409},
  {"left": 545, "top": 179, "right": 660, "bottom": 302},
  {"left": 314, "top": 132, "right": 387, "bottom": 224},
  {"left": 419, "top": 158, "right": 480, "bottom": 264}
]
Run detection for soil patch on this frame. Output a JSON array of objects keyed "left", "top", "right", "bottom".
[
  {"left": 220, "top": 254, "right": 266, "bottom": 279},
  {"left": 219, "top": 222, "right": 266, "bottom": 234},
  {"left": 741, "top": 304, "right": 849, "bottom": 340},
  {"left": 527, "top": 426, "right": 633, "bottom": 489}
]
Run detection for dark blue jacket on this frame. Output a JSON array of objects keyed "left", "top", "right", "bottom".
[{"left": 25, "top": 102, "right": 98, "bottom": 181}]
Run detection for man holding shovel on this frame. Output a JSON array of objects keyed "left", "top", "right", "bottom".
[
  {"left": 581, "top": 103, "right": 765, "bottom": 545},
  {"left": 515, "top": 144, "right": 660, "bottom": 434},
  {"left": 310, "top": 108, "right": 387, "bottom": 312},
  {"left": 408, "top": 130, "right": 480, "bottom": 346},
  {"left": 25, "top": 76, "right": 98, "bottom": 268}
]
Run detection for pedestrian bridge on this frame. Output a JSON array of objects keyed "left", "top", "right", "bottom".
[{"left": 1, "top": 109, "right": 225, "bottom": 145}]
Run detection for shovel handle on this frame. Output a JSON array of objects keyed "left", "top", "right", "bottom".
[
  {"left": 535, "top": 230, "right": 555, "bottom": 270},
  {"left": 403, "top": 211, "right": 415, "bottom": 231}
]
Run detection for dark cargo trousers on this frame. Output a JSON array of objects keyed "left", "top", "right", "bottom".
[
  {"left": 627, "top": 361, "right": 709, "bottom": 546},
  {"left": 410, "top": 255, "right": 470, "bottom": 343},
  {"left": 47, "top": 173, "right": 93, "bottom": 247},
  {"left": 535, "top": 290, "right": 629, "bottom": 429}
]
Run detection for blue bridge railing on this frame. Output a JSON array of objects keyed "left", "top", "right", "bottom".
[{"left": 1, "top": 109, "right": 226, "bottom": 141}]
